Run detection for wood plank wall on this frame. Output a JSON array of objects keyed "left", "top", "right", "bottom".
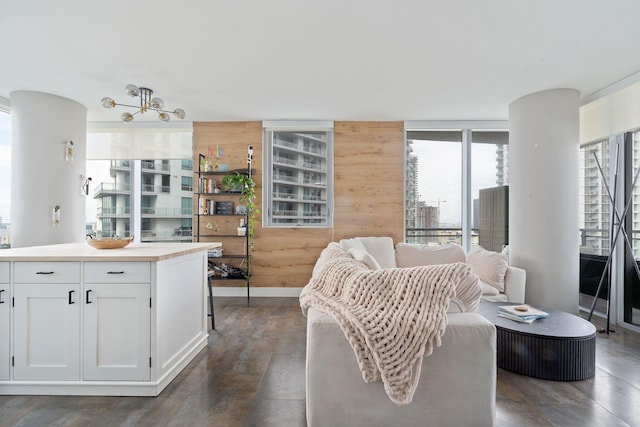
[{"left": 193, "top": 121, "right": 404, "bottom": 288}]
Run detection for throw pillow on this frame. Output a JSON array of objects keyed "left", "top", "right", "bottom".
[
  {"left": 395, "top": 243, "right": 466, "bottom": 267},
  {"left": 466, "top": 245, "right": 508, "bottom": 292},
  {"left": 348, "top": 248, "right": 382, "bottom": 270},
  {"left": 341, "top": 236, "right": 396, "bottom": 269}
]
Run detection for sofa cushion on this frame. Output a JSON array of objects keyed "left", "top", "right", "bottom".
[
  {"left": 467, "top": 245, "right": 508, "bottom": 292},
  {"left": 395, "top": 243, "right": 466, "bottom": 267},
  {"left": 340, "top": 237, "right": 396, "bottom": 269},
  {"left": 348, "top": 248, "right": 381, "bottom": 270}
]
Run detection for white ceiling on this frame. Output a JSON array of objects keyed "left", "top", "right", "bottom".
[{"left": 2, "top": 1, "right": 640, "bottom": 123}]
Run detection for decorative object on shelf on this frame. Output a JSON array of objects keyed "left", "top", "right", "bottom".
[
  {"left": 237, "top": 218, "right": 247, "bottom": 236},
  {"left": 65, "top": 140, "right": 74, "bottom": 161},
  {"left": 101, "top": 84, "right": 186, "bottom": 122},
  {"left": 86, "top": 235, "right": 134, "bottom": 249},
  {"left": 52, "top": 205, "right": 61, "bottom": 227},
  {"left": 213, "top": 201, "right": 234, "bottom": 215}
]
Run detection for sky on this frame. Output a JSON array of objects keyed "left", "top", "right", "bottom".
[{"left": 410, "top": 140, "right": 502, "bottom": 225}]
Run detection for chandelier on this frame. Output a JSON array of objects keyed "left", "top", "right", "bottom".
[{"left": 101, "top": 84, "right": 186, "bottom": 122}]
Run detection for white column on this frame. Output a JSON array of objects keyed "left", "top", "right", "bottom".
[
  {"left": 10, "top": 91, "right": 87, "bottom": 247},
  {"left": 509, "top": 89, "right": 580, "bottom": 313}
]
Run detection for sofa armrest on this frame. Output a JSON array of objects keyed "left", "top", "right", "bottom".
[{"left": 504, "top": 266, "right": 526, "bottom": 303}]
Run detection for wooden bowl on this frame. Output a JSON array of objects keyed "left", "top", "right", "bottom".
[{"left": 86, "top": 236, "right": 134, "bottom": 249}]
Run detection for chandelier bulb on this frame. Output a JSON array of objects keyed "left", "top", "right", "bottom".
[
  {"left": 101, "top": 97, "right": 115, "bottom": 109},
  {"left": 124, "top": 84, "right": 140, "bottom": 97},
  {"left": 150, "top": 97, "right": 165, "bottom": 109},
  {"left": 159, "top": 112, "right": 171, "bottom": 122},
  {"left": 121, "top": 112, "right": 134, "bottom": 122},
  {"left": 173, "top": 108, "right": 186, "bottom": 119}
]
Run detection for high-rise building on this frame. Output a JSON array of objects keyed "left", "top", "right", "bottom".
[
  {"left": 93, "top": 159, "right": 194, "bottom": 241},
  {"left": 496, "top": 144, "right": 509, "bottom": 186},
  {"left": 579, "top": 141, "right": 611, "bottom": 255},
  {"left": 270, "top": 132, "right": 329, "bottom": 225}
]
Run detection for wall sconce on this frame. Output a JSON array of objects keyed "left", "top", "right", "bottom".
[
  {"left": 80, "top": 175, "right": 92, "bottom": 196},
  {"left": 65, "top": 141, "right": 74, "bottom": 162}
]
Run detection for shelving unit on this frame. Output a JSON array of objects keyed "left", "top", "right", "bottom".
[{"left": 194, "top": 154, "right": 252, "bottom": 328}]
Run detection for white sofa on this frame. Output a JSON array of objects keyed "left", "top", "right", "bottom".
[
  {"left": 304, "top": 237, "right": 503, "bottom": 427},
  {"left": 341, "top": 237, "right": 526, "bottom": 304}
]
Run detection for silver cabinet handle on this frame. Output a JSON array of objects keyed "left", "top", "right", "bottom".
[{"left": 107, "top": 271, "right": 124, "bottom": 274}]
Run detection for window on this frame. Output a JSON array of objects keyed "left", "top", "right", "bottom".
[
  {"left": 405, "top": 126, "right": 509, "bottom": 250},
  {"left": 86, "top": 125, "right": 193, "bottom": 243},
  {"left": 0, "top": 110, "right": 10, "bottom": 248},
  {"left": 263, "top": 124, "right": 333, "bottom": 227},
  {"left": 181, "top": 176, "right": 193, "bottom": 192}
]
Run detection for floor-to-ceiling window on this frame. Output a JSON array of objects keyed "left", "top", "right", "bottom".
[
  {"left": 405, "top": 125, "right": 509, "bottom": 250},
  {"left": 86, "top": 126, "right": 193, "bottom": 243},
  {"left": 625, "top": 131, "right": 640, "bottom": 326},
  {"left": 406, "top": 131, "right": 462, "bottom": 244},
  {"left": 579, "top": 133, "right": 640, "bottom": 327},
  {"left": 579, "top": 139, "right": 612, "bottom": 317},
  {"left": 0, "top": 110, "right": 10, "bottom": 248}
]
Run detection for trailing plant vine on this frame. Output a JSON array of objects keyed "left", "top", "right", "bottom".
[{"left": 221, "top": 171, "right": 259, "bottom": 256}]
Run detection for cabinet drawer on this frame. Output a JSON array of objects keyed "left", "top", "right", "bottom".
[
  {"left": 84, "top": 262, "right": 151, "bottom": 283},
  {"left": 0, "top": 262, "right": 8, "bottom": 283},
  {"left": 14, "top": 262, "right": 80, "bottom": 283}
]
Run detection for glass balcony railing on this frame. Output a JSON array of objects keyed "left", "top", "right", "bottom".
[
  {"left": 405, "top": 228, "right": 485, "bottom": 246},
  {"left": 140, "top": 207, "right": 193, "bottom": 217},
  {"left": 93, "top": 182, "right": 131, "bottom": 196},
  {"left": 141, "top": 185, "right": 170, "bottom": 194}
]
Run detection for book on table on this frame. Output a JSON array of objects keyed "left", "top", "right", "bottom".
[{"left": 498, "top": 304, "right": 549, "bottom": 324}]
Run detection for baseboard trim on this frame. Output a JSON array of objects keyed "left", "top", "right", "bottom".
[{"left": 211, "top": 287, "right": 303, "bottom": 298}]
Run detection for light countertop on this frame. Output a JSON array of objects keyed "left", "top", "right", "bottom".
[{"left": 0, "top": 242, "right": 221, "bottom": 262}]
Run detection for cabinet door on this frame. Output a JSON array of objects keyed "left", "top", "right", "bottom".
[
  {"left": 83, "top": 283, "right": 151, "bottom": 381},
  {"left": 0, "top": 262, "right": 9, "bottom": 380},
  {"left": 13, "top": 283, "right": 81, "bottom": 380}
]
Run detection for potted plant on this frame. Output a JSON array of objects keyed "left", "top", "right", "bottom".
[{"left": 221, "top": 171, "right": 259, "bottom": 253}]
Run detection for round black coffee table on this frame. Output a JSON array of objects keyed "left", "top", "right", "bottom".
[{"left": 476, "top": 301, "right": 597, "bottom": 381}]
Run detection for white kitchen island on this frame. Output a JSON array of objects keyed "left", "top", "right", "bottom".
[{"left": 0, "top": 242, "right": 220, "bottom": 396}]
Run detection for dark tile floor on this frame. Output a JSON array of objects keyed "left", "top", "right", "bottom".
[{"left": 1, "top": 297, "right": 640, "bottom": 426}]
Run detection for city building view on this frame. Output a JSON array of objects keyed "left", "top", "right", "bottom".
[
  {"left": 579, "top": 140, "right": 611, "bottom": 257},
  {"left": 267, "top": 131, "right": 330, "bottom": 226},
  {"left": 90, "top": 159, "right": 194, "bottom": 242},
  {"left": 405, "top": 137, "right": 509, "bottom": 248}
]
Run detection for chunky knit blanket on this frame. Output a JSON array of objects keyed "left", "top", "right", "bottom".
[{"left": 300, "top": 245, "right": 471, "bottom": 405}]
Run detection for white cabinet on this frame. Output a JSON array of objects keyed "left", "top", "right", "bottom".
[
  {"left": 83, "top": 262, "right": 151, "bottom": 381},
  {"left": 0, "top": 262, "right": 9, "bottom": 380},
  {"left": 13, "top": 282, "right": 81, "bottom": 380},
  {"left": 13, "top": 262, "right": 81, "bottom": 381},
  {"left": 0, "top": 243, "right": 211, "bottom": 396}
]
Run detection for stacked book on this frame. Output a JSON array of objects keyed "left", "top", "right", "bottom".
[{"left": 498, "top": 304, "right": 548, "bottom": 324}]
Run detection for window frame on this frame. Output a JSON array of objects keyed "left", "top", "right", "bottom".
[{"left": 262, "top": 122, "right": 334, "bottom": 228}]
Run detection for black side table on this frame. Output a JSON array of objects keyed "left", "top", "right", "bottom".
[{"left": 476, "top": 301, "right": 597, "bottom": 381}]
